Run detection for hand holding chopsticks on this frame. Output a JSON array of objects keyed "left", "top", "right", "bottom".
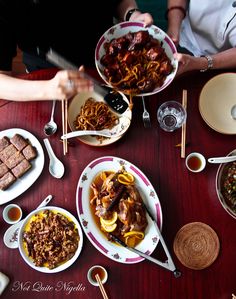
[
  {"left": 181, "top": 90, "right": 187, "bottom": 158},
  {"left": 95, "top": 274, "right": 109, "bottom": 299}
]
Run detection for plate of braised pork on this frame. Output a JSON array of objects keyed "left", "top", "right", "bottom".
[
  {"left": 95, "top": 22, "right": 178, "bottom": 97},
  {"left": 76, "top": 156, "right": 163, "bottom": 264},
  {"left": 0, "top": 128, "right": 44, "bottom": 205}
]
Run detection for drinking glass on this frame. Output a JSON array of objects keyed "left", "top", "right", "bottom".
[{"left": 157, "top": 101, "right": 187, "bottom": 132}]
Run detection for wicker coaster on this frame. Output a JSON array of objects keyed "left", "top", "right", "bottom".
[{"left": 173, "top": 222, "right": 220, "bottom": 270}]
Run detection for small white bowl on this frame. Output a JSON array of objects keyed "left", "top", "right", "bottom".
[
  {"left": 87, "top": 265, "right": 108, "bottom": 286},
  {"left": 185, "top": 152, "right": 206, "bottom": 173},
  {"left": 3, "top": 204, "right": 22, "bottom": 224}
]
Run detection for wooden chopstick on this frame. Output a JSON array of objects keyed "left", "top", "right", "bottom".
[
  {"left": 95, "top": 274, "right": 109, "bottom": 299},
  {"left": 61, "top": 100, "right": 68, "bottom": 155},
  {"left": 65, "top": 99, "right": 68, "bottom": 154},
  {"left": 181, "top": 89, "right": 187, "bottom": 158}
]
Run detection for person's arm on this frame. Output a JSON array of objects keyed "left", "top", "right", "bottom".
[
  {"left": 115, "top": 0, "right": 153, "bottom": 26},
  {"left": 166, "top": 0, "right": 187, "bottom": 46},
  {"left": 176, "top": 48, "right": 236, "bottom": 76},
  {"left": 0, "top": 69, "right": 93, "bottom": 102}
]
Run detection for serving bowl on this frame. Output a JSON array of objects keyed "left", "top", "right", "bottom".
[
  {"left": 216, "top": 149, "right": 236, "bottom": 219},
  {"left": 95, "top": 21, "right": 178, "bottom": 97},
  {"left": 68, "top": 90, "right": 132, "bottom": 146},
  {"left": 18, "top": 206, "right": 83, "bottom": 273}
]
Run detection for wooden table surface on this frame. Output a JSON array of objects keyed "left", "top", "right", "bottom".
[{"left": 0, "top": 68, "right": 236, "bottom": 299}]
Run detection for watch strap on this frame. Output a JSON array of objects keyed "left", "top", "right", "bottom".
[{"left": 200, "top": 55, "right": 213, "bottom": 72}]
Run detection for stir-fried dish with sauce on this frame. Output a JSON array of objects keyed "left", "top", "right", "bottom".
[
  {"left": 221, "top": 161, "right": 236, "bottom": 213},
  {"left": 90, "top": 167, "right": 148, "bottom": 247},
  {"left": 23, "top": 210, "right": 79, "bottom": 269},
  {"left": 100, "top": 30, "right": 174, "bottom": 95}
]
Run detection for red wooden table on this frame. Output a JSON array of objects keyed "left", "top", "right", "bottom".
[{"left": 0, "top": 68, "right": 236, "bottom": 299}]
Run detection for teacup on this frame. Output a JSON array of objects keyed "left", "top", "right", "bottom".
[
  {"left": 87, "top": 265, "right": 108, "bottom": 286},
  {"left": 185, "top": 152, "right": 206, "bottom": 173}
]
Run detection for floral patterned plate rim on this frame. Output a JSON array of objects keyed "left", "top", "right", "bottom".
[{"left": 76, "top": 156, "right": 163, "bottom": 264}]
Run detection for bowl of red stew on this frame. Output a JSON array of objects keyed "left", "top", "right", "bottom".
[
  {"left": 216, "top": 149, "right": 236, "bottom": 219},
  {"left": 95, "top": 22, "right": 178, "bottom": 97}
]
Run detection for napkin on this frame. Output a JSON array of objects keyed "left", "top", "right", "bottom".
[{"left": 0, "top": 272, "right": 10, "bottom": 295}]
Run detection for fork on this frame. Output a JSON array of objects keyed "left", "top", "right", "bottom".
[{"left": 142, "top": 96, "right": 151, "bottom": 128}]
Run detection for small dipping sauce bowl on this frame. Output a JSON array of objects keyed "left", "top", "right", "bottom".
[
  {"left": 3, "top": 204, "right": 22, "bottom": 224},
  {"left": 87, "top": 265, "right": 108, "bottom": 286},
  {"left": 185, "top": 152, "right": 206, "bottom": 173}
]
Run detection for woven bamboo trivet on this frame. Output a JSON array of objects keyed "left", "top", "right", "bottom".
[{"left": 173, "top": 222, "right": 220, "bottom": 270}]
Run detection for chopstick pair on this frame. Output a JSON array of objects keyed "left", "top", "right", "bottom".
[
  {"left": 61, "top": 99, "right": 68, "bottom": 155},
  {"left": 95, "top": 274, "right": 109, "bottom": 299},
  {"left": 181, "top": 90, "right": 187, "bottom": 158}
]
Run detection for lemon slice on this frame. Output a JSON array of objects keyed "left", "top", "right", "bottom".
[
  {"left": 101, "top": 222, "right": 117, "bottom": 233},
  {"left": 100, "top": 212, "right": 118, "bottom": 226},
  {"left": 125, "top": 236, "right": 137, "bottom": 247},
  {"left": 118, "top": 172, "right": 134, "bottom": 185},
  {"left": 124, "top": 231, "right": 144, "bottom": 239}
]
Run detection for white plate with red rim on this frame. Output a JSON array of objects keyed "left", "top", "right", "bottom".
[
  {"left": 76, "top": 156, "right": 163, "bottom": 264},
  {"left": 0, "top": 128, "right": 44, "bottom": 205},
  {"left": 95, "top": 21, "right": 178, "bottom": 97}
]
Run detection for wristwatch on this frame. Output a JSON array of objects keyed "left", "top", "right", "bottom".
[
  {"left": 125, "top": 8, "right": 141, "bottom": 21},
  {"left": 200, "top": 55, "right": 214, "bottom": 72}
]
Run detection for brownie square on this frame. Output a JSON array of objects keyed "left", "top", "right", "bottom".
[
  {"left": 0, "top": 172, "right": 16, "bottom": 190},
  {"left": 10, "top": 134, "right": 28, "bottom": 151},
  {"left": 11, "top": 159, "right": 31, "bottom": 178},
  {"left": 0, "top": 144, "right": 18, "bottom": 163},
  {"left": 0, "top": 163, "right": 9, "bottom": 178},
  {"left": 5, "top": 151, "right": 25, "bottom": 169},
  {"left": 22, "top": 144, "right": 37, "bottom": 161},
  {"left": 0, "top": 137, "right": 10, "bottom": 152}
]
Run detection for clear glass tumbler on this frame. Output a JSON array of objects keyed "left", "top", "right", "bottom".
[{"left": 157, "top": 100, "right": 187, "bottom": 132}]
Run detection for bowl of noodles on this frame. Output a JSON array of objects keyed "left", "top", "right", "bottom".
[
  {"left": 95, "top": 22, "right": 178, "bottom": 97},
  {"left": 67, "top": 91, "right": 132, "bottom": 146}
]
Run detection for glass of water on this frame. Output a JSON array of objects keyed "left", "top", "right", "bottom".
[{"left": 157, "top": 101, "right": 187, "bottom": 132}]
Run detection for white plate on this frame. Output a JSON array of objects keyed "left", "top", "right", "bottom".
[
  {"left": 95, "top": 22, "right": 178, "bottom": 97},
  {"left": 199, "top": 73, "right": 236, "bottom": 134},
  {"left": 68, "top": 91, "right": 132, "bottom": 146},
  {"left": 76, "top": 156, "right": 163, "bottom": 264},
  {"left": 216, "top": 149, "right": 236, "bottom": 219},
  {"left": 0, "top": 128, "right": 44, "bottom": 204},
  {"left": 18, "top": 206, "right": 83, "bottom": 273}
]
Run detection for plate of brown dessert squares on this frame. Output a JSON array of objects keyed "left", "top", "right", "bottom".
[{"left": 0, "top": 128, "right": 44, "bottom": 204}]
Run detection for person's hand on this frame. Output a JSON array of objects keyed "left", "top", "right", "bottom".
[
  {"left": 175, "top": 53, "right": 200, "bottom": 76},
  {"left": 130, "top": 11, "right": 153, "bottom": 27},
  {"left": 48, "top": 68, "right": 93, "bottom": 100}
]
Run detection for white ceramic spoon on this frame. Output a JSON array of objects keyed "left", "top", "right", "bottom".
[
  {"left": 43, "top": 138, "right": 65, "bottom": 178},
  {"left": 208, "top": 155, "right": 236, "bottom": 164},
  {"left": 3, "top": 194, "right": 52, "bottom": 249},
  {"left": 61, "top": 117, "right": 131, "bottom": 140}
]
